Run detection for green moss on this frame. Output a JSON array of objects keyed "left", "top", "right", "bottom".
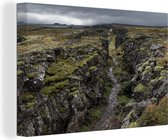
[
  {"left": 26, "top": 102, "right": 35, "bottom": 109},
  {"left": 41, "top": 85, "right": 55, "bottom": 95},
  {"left": 118, "top": 95, "right": 131, "bottom": 106},
  {"left": 45, "top": 75, "right": 66, "bottom": 84},
  {"left": 41, "top": 80, "right": 69, "bottom": 95},
  {"left": 21, "top": 93, "right": 34, "bottom": 102},
  {"left": 45, "top": 53, "right": 97, "bottom": 84},
  {"left": 71, "top": 87, "right": 77, "bottom": 92},
  {"left": 27, "top": 72, "right": 38, "bottom": 79},
  {"left": 89, "top": 66, "right": 97, "bottom": 71},
  {"left": 70, "top": 90, "right": 79, "bottom": 96},
  {"left": 17, "top": 70, "right": 24, "bottom": 76},
  {"left": 134, "top": 83, "right": 146, "bottom": 93},
  {"left": 54, "top": 79, "right": 69, "bottom": 89}
]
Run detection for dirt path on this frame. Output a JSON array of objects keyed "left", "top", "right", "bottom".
[{"left": 94, "top": 58, "right": 121, "bottom": 130}]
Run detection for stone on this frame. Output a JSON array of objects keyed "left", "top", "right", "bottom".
[{"left": 150, "top": 44, "right": 161, "bottom": 51}]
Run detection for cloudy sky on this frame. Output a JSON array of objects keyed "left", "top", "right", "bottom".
[{"left": 17, "top": 3, "right": 168, "bottom": 26}]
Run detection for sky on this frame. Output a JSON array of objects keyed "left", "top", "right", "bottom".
[{"left": 17, "top": 3, "right": 168, "bottom": 26}]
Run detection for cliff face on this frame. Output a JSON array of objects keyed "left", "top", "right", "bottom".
[
  {"left": 17, "top": 39, "right": 109, "bottom": 136},
  {"left": 113, "top": 28, "right": 168, "bottom": 128}
]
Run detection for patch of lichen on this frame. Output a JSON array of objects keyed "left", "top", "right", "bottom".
[
  {"left": 139, "top": 96, "right": 168, "bottom": 126},
  {"left": 41, "top": 79, "right": 69, "bottom": 96},
  {"left": 45, "top": 52, "right": 98, "bottom": 84}
]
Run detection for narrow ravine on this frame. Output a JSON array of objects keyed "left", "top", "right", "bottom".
[{"left": 94, "top": 57, "right": 121, "bottom": 130}]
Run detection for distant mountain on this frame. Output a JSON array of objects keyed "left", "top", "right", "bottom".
[{"left": 53, "top": 23, "right": 69, "bottom": 26}]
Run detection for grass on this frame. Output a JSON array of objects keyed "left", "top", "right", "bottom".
[
  {"left": 45, "top": 52, "right": 98, "bottom": 84},
  {"left": 41, "top": 80, "right": 69, "bottom": 96}
]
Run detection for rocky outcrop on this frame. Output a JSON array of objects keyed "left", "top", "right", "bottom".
[
  {"left": 112, "top": 30, "right": 168, "bottom": 128},
  {"left": 17, "top": 41, "right": 109, "bottom": 136}
]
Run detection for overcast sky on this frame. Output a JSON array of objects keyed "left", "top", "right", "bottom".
[{"left": 17, "top": 3, "right": 168, "bottom": 26}]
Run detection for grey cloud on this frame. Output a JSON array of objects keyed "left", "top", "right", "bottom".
[{"left": 17, "top": 3, "right": 168, "bottom": 26}]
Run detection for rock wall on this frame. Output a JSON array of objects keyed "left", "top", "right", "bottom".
[
  {"left": 17, "top": 41, "right": 109, "bottom": 136},
  {"left": 113, "top": 30, "right": 168, "bottom": 128}
]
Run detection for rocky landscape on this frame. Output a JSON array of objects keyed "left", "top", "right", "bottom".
[{"left": 17, "top": 24, "right": 168, "bottom": 136}]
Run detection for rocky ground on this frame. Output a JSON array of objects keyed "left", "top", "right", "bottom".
[{"left": 17, "top": 24, "right": 168, "bottom": 136}]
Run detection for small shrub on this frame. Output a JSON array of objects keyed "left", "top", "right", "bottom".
[{"left": 139, "top": 96, "right": 168, "bottom": 126}]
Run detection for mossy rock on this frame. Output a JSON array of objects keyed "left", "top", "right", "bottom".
[
  {"left": 45, "top": 53, "right": 98, "bottom": 84},
  {"left": 17, "top": 70, "right": 24, "bottom": 76},
  {"left": 134, "top": 83, "right": 146, "bottom": 93},
  {"left": 41, "top": 85, "right": 55, "bottom": 95},
  {"left": 45, "top": 75, "right": 66, "bottom": 84}
]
